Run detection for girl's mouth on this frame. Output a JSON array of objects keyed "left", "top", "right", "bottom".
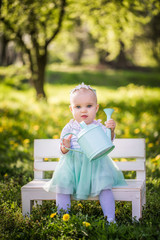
[{"left": 81, "top": 115, "right": 88, "bottom": 119}]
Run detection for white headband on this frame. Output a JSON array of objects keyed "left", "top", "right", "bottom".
[{"left": 70, "top": 82, "right": 96, "bottom": 95}]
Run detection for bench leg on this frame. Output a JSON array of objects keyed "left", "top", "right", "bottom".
[
  {"left": 21, "top": 191, "right": 32, "bottom": 216},
  {"left": 132, "top": 194, "right": 142, "bottom": 220},
  {"left": 22, "top": 198, "right": 32, "bottom": 216}
]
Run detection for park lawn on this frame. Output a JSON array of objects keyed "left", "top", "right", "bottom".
[{"left": 0, "top": 65, "right": 160, "bottom": 239}]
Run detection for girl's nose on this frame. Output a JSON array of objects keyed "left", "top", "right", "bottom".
[{"left": 81, "top": 107, "right": 87, "bottom": 112}]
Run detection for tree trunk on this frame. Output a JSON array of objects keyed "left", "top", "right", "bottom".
[
  {"left": 98, "top": 49, "right": 110, "bottom": 65},
  {"left": 0, "top": 34, "right": 9, "bottom": 66},
  {"left": 114, "top": 41, "right": 131, "bottom": 69},
  {"left": 31, "top": 53, "right": 47, "bottom": 100},
  {"left": 74, "top": 38, "right": 85, "bottom": 65}
]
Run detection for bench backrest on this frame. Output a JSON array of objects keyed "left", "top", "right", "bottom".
[{"left": 34, "top": 138, "right": 146, "bottom": 181}]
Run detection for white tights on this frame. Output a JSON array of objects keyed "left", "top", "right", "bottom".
[{"left": 56, "top": 189, "right": 115, "bottom": 222}]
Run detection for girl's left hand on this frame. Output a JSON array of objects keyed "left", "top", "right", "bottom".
[{"left": 105, "top": 119, "right": 116, "bottom": 131}]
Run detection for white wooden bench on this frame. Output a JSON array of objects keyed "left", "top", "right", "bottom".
[{"left": 21, "top": 138, "right": 146, "bottom": 220}]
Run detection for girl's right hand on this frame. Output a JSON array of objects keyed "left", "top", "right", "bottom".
[{"left": 60, "top": 134, "right": 72, "bottom": 154}]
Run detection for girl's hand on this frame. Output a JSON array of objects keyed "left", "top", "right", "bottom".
[
  {"left": 60, "top": 134, "right": 72, "bottom": 154},
  {"left": 105, "top": 119, "right": 116, "bottom": 140},
  {"left": 105, "top": 119, "right": 116, "bottom": 131}
]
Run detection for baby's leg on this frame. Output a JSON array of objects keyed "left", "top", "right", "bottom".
[
  {"left": 99, "top": 189, "right": 115, "bottom": 223},
  {"left": 56, "top": 193, "right": 71, "bottom": 213}
]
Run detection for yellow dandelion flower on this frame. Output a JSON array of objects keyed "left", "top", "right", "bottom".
[
  {"left": 53, "top": 135, "right": 59, "bottom": 139},
  {"left": 0, "top": 127, "right": 3, "bottom": 132},
  {"left": 44, "top": 158, "right": 49, "bottom": 161},
  {"left": 148, "top": 143, "right": 154, "bottom": 148},
  {"left": 83, "top": 221, "right": 91, "bottom": 227},
  {"left": 78, "top": 203, "right": 83, "bottom": 208},
  {"left": 23, "top": 139, "right": 30, "bottom": 144},
  {"left": 50, "top": 213, "right": 57, "bottom": 218},
  {"left": 121, "top": 158, "right": 127, "bottom": 162},
  {"left": 114, "top": 159, "right": 119, "bottom": 162},
  {"left": 4, "top": 173, "right": 8, "bottom": 178},
  {"left": 62, "top": 214, "right": 70, "bottom": 221},
  {"left": 33, "top": 125, "right": 39, "bottom": 131},
  {"left": 114, "top": 107, "right": 120, "bottom": 113},
  {"left": 134, "top": 128, "right": 140, "bottom": 134}
]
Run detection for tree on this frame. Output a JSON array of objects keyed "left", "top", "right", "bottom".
[
  {"left": 67, "top": 0, "right": 159, "bottom": 68},
  {"left": 1, "top": 0, "right": 66, "bottom": 99}
]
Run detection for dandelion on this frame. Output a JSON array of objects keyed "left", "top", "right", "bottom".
[
  {"left": 62, "top": 214, "right": 70, "bottom": 221},
  {"left": 114, "top": 159, "right": 119, "bottom": 162},
  {"left": 53, "top": 135, "right": 59, "bottom": 139},
  {"left": 0, "top": 127, "right": 3, "bottom": 132},
  {"left": 33, "top": 125, "right": 39, "bottom": 131},
  {"left": 23, "top": 139, "right": 30, "bottom": 144},
  {"left": 148, "top": 143, "right": 154, "bottom": 148},
  {"left": 50, "top": 213, "right": 57, "bottom": 218},
  {"left": 78, "top": 203, "right": 83, "bottom": 208},
  {"left": 134, "top": 128, "right": 140, "bottom": 134},
  {"left": 114, "top": 107, "right": 120, "bottom": 113},
  {"left": 121, "top": 158, "right": 127, "bottom": 162},
  {"left": 83, "top": 221, "right": 91, "bottom": 227},
  {"left": 4, "top": 173, "right": 8, "bottom": 178},
  {"left": 44, "top": 158, "right": 49, "bottom": 161}
]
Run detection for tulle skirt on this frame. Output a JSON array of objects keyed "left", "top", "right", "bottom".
[{"left": 43, "top": 149, "right": 127, "bottom": 200}]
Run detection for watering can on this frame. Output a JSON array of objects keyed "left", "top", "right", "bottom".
[{"left": 61, "top": 108, "right": 115, "bottom": 161}]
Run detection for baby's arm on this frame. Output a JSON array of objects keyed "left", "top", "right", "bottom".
[
  {"left": 60, "top": 134, "right": 72, "bottom": 154},
  {"left": 105, "top": 119, "right": 116, "bottom": 140}
]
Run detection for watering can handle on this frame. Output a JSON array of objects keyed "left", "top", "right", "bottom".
[
  {"left": 103, "top": 108, "right": 114, "bottom": 140},
  {"left": 61, "top": 133, "right": 83, "bottom": 154}
]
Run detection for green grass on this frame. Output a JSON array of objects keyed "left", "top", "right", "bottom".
[{"left": 0, "top": 64, "right": 160, "bottom": 239}]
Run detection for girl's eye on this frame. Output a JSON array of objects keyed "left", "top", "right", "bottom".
[
  {"left": 87, "top": 105, "right": 92, "bottom": 108},
  {"left": 76, "top": 106, "right": 81, "bottom": 109}
]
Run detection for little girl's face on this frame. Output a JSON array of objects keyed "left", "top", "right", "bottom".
[{"left": 70, "top": 89, "right": 99, "bottom": 125}]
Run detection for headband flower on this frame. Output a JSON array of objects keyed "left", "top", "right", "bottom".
[{"left": 70, "top": 82, "right": 96, "bottom": 95}]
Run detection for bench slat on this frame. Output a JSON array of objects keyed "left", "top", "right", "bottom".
[
  {"left": 109, "top": 139, "right": 145, "bottom": 158},
  {"left": 115, "top": 161, "right": 145, "bottom": 171},
  {"left": 34, "top": 139, "right": 61, "bottom": 159},
  {"left": 34, "top": 138, "right": 145, "bottom": 159},
  {"left": 34, "top": 161, "right": 57, "bottom": 171},
  {"left": 34, "top": 160, "right": 145, "bottom": 172},
  {"left": 22, "top": 179, "right": 145, "bottom": 191}
]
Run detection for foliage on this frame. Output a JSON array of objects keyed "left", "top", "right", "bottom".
[
  {"left": 54, "top": 0, "right": 160, "bottom": 66},
  {"left": 0, "top": 65, "right": 160, "bottom": 239},
  {"left": 1, "top": 0, "right": 66, "bottom": 98}
]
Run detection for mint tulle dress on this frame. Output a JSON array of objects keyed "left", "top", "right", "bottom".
[{"left": 43, "top": 120, "right": 127, "bottom": 200}]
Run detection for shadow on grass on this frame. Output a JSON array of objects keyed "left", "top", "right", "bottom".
[{"left": 46, "top": 69, "right": 160, "bottom": 89}]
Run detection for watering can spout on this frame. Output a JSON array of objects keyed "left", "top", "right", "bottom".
[{"left": 103, "top": 108, "right": 114, "bottom": 140}]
